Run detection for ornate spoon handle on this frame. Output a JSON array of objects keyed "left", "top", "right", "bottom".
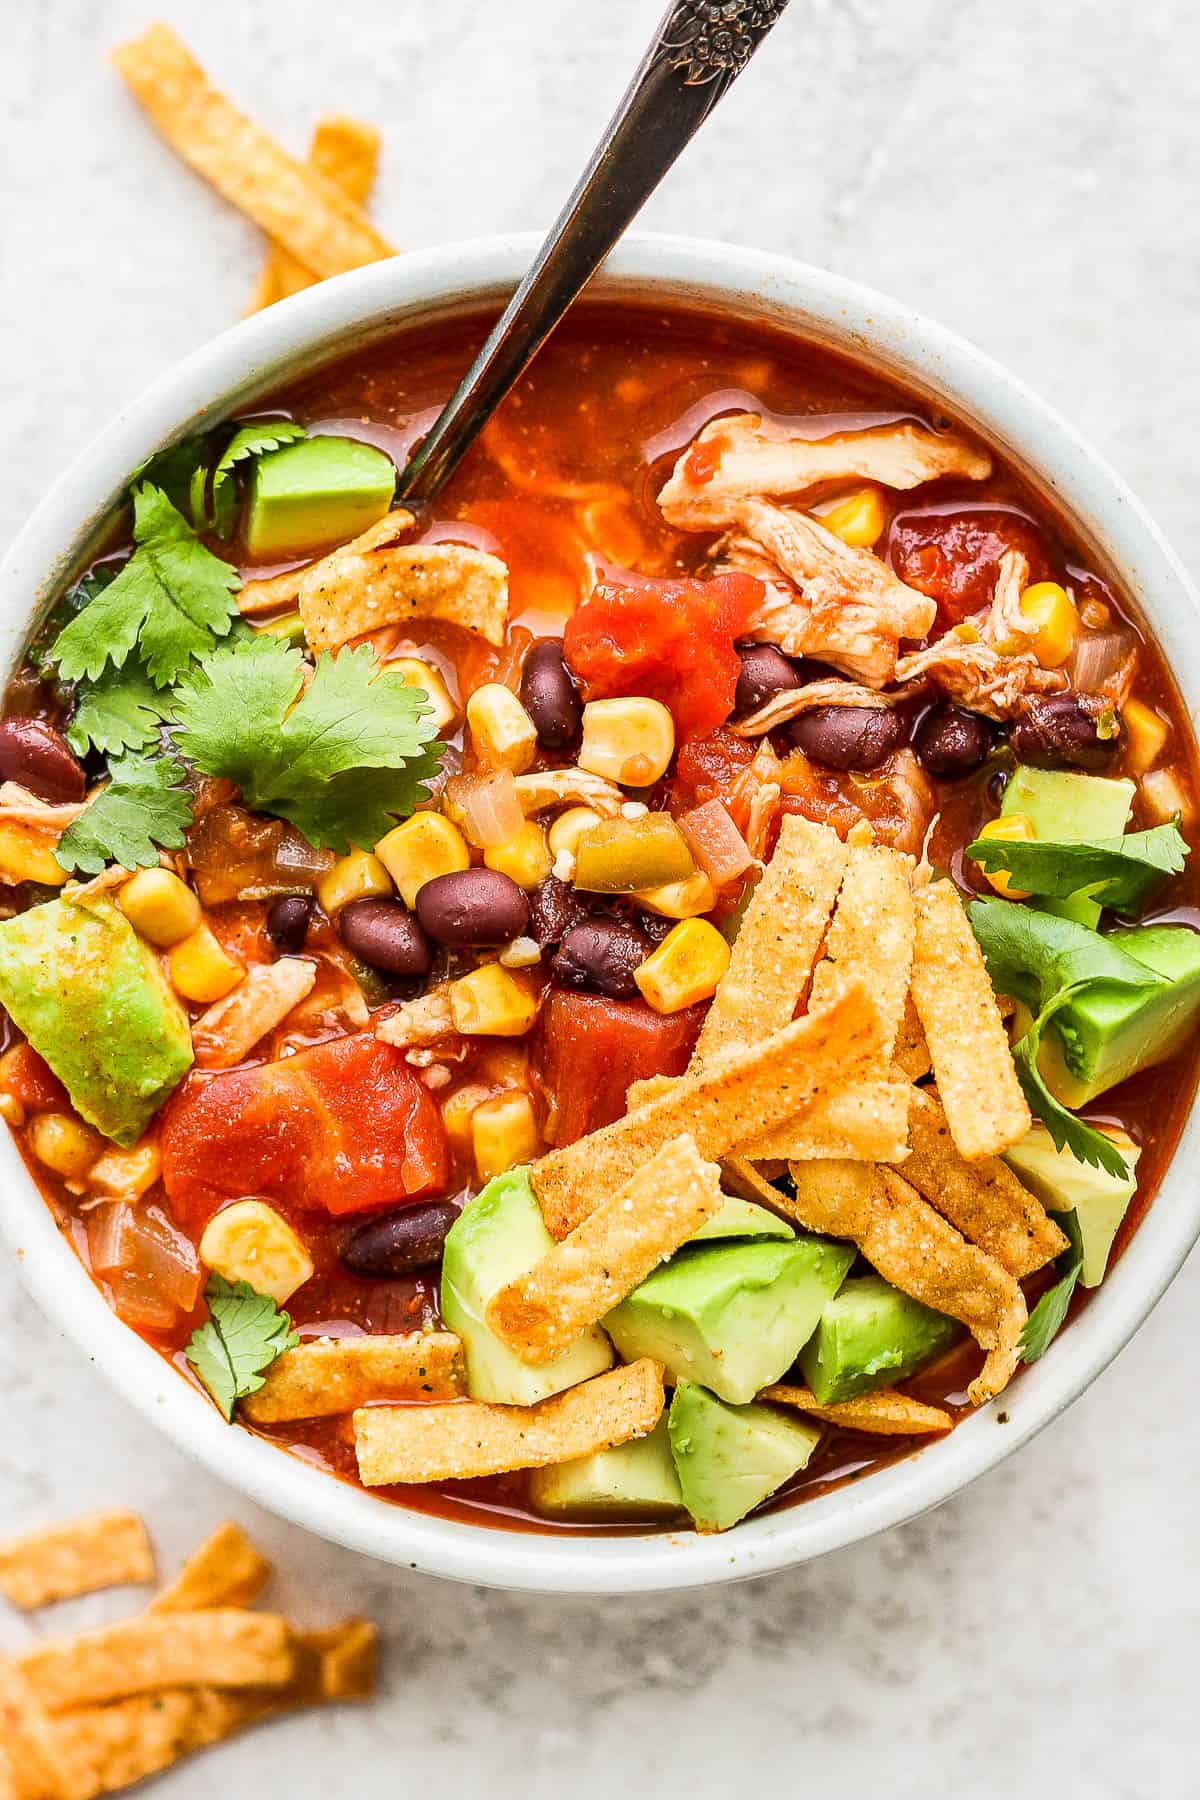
[{"left": 397, "top": 1, "right": 791, "bottom": 504}]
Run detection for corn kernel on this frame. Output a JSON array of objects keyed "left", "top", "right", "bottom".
[
  {"left": 548, "top": 806, "right": 603, "bottom": 860},
  {"left": 117, "top": 867, "right": 202, "bottom": 948},
  {"left": 199, "top": 1199, "right": 314, "bottom": 1304},
  {"left": 441, "top": 1082, "right": 493, "bottom": 1158},
  {"left": 391, "top": 657, "right": 459, "bottom": 733},
  {"left": 0, "top": 822, "right": 69, "bottom": 887},
  {"left": 167, "top": 925, "right": 245, "bottom": 1004},
  {"left": 635, "top": 917, "right": 731, "bottom": 1014},
  {"left": 449, "top": 965, "right": 540, "bottom": 1037},
  {"left": 88, "top": 1139, "right": 162, "bottom": 1199},
  {"left": 634, "top": 869, "right": 718, "bottom": 919},
  {"left": 483, "top": 820, "right": 553, "bottom": 890},
  {"left": 813, "top": 485, "right": 887, "bottom": 549},
  {"left": 578, "top": 697, "right": 675, "bottom": 787},
  {"left": 466, "top": 683, "right": 538, "bottom": 773},
  {"left": 472, "top": 1090, "right": 540, "bottom": 1182},
  {"left": 374, "top": 813, "right": 468, "bottom": 907},
  {"left": 1018, "top": 582, "right": 1078, "bottom": 669},
  {"left": 0, "top": 1093, "right": 25, "bottom": 1129},
  {"left": 28, "top": 1111, "right": 102, "bottom": 1179},
  {"left": 1141, "top": 766, "right": 1196, "bottom": 828},
  {"left": 1123, "top": 699, "right": 1169, "bottom": 775},
  {"left": 976, "top": 814, "right": 1036, "bottom": 899},
  {"left": 316, "top": 849, "right": 393, "bottom": 916}
]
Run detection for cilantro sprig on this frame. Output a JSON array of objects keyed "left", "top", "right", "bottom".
[
  {"left": 967, "top": 822, "right": 1188, "bottom": 917},
  {"left": 54, "top": 755, "right": 192, "bottom": 875},
  {"left": 67, "top": 661, "right": 165, "bottom": 757},
  {"left": 185, "top": 1274, "right": 300, "bottom": 1421},
  {"left": 1020, "top": 1209, "right": 1085, "bottom": 1363},
  {"left": 208, "top": 420, "right": 305, "bottom": 537}
]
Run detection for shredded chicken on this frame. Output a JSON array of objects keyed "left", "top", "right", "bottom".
[
  {"left": 511, "top": 767, "right": 626, "bottom": 819},
  {"left": 192, "top": 958, "right": 317, "bottom": 1069},
  {"left": 659, "top": 415, "right": 992, "bottom": 529},
  {"left": 376, "top": 985, "right": 456, "bottom": 1050},
  {"left": 732, "top": 679, "right": 895, "bottom": 739},
  {"left": 743, "top": 780, "right": 781, "bottom": 863},
  {"left": 981, "top": 550, "right": 1036, "bottom": 651},
  {"left": 0, "top": 783, "right": 87, "bottom": 828}
]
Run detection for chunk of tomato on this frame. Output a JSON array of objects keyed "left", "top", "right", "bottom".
[
  {"left": 161, "top": 1032, "right": 449, "bottom": 1231},
  {"left": 888, "top": 506, "right": 1052, "bottom": 627},
  {"left": 533, "top": 987, "right": 706, "bottom": 1146},
  {"left": 0, "top": 1042, "right": 69, "bottom": 1113}
]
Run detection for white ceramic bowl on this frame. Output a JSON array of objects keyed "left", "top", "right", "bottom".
[{"left": 3, "top": 234, "right": 1199, "bottom": 1594}]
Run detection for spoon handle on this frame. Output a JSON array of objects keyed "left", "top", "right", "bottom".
[{"left": 397, "top": 0, "right": 791, "bottom": 504}]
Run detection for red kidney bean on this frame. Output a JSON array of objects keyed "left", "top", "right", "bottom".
[
  {"left": 789, "top": 705, "right": 903, "bottom": 772},
  {"left": 339, "top": 897, "right": 434, "bottom": 975},
  {"left": 1010, "top": 695, "right": 1120, "bottom": 770},
  {"left": 0, "top": 717, "right": 86, "bottom": 803},
  {"left": 266, "top": 894, "right": 314, "bottom": 955},
  {"left": 340, "top": 1199, "right": 461, "bottom": 1276},
  {"left": 551, "top": 918, "right": 649, "bottom": 999},
  {"left": 520, "top": 639, "right": 581, "bottom": 749},
  {"left": 415, "top": 868, "right": 530, "bottom": 946},
  {"left": 733, "top": 641, "right": 802, "bottom": 716},
  {"left": 912, "top": 703, "right": 994, "bottom": 780}
]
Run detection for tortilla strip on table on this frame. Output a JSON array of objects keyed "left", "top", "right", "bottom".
[
  {"left": 236, "top": 508, "right": 418, "bottom": 616},
  {"left": 761, "top": 1384, "right": 954, "bottom": 1436},
  {"left": 248, "top": 115, "right": 381, "bottom": 312},
  {"left": 241, "top": 1330, "right": 465, "bottom": 1423},
  {"left": 354, "top": 1358, "right": 666, "bottom": 1486},
  {"left": 0, "top": 1662, "right": 73, "bottom": 1800},
  {"left": 112, "top": 25, "right": 395, "bottom": 280},
  {"left": 19, "top": 1610, "right": 295, "bottom": 1713},
  {"left": 533, "top": 979, "right": 885, "bottom": 1239},
  {"left": 910, "top": 879, "right": 1031, "bottom": 1160},
  {"left": 903, "top": 1085, "right": 1068, "bottom": 1278},
  {"left": 782, "top": 1161, "right": 1026, "bottom": 1405},
  {"left": 486, "top": 1136, "right": 722, "bottom": 1363},
  {"left": 0, "top": 1511, "right": 154, "bottom": 1612},
  {"left": 147, "top": 1521, "right": 271, "bottom": 1615}
]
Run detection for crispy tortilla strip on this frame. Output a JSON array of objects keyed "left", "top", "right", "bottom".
[
  {"left": 486, "top": 1137, "right": 722, "bottom": 1362},
  {"left": 192, "top": 956, "right": 316, "bottom": 1069},
  {"left": 894, "top": 994, "right": 932, "bottom": 1081},
  {"left": 0, "top": 1663, "right": 73, "bottom": 1800},
  {"left": 534, "top": 979, "right": 885, "bottom": 1238},
  {"left": 718, "top": 1156, "right": 789, "bottom": 1207},
  {"left": 242, "top": 1331, "right": 464, "bottom": 1423},
  {"left": 249, "top": 115, "right": 381, "bottom": 312},
  {"left": 0, "top": 1511, "right": 153, "bottom": 1612},
  {"left": 761, "top": 1384, "right": 953, "bottom": 1435},
  {"left": 783, "top": 1162, "right": 1025, "bottom": 1405},
  {"left": 112, "top": 26, "right": 395, "bottom": 280},
  {"left": 355, "top": 1358, "right": 665, "bottom": 1486},
  {"left": 299, "top": 1618, "right": 378, "bottom": 1700},
  {"left": 238, "top": 507, "right": 419, "bottom": 615},
  {"left": 743, "top": 1075, "right": 909, "bottom": 1162},
  {"left": 911, "top": 880, "right": 1031, "bottom": 1159},
  {"left": 19, "top": 1611, "right": 295, "bottom": 1713},
  {"left": 147, "top": 1522, "right": 271, "bottom": 1615},
  {"left": 904, "top": 1085, "right": 1067, "bottom": 1278},
  {"left": 810, "top": 844, "right": 914, "bottom": 1055},
  {"left": 299, "top": 529, "right": 508, "bottom": 653}
]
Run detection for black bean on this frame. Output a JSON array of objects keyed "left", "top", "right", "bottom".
[
  {"left": 1010, "top": 694, "right": 1121, "bottom": 770},
  {"left": 520, "top": 639, "right": 582, "bottom": 749},
  {"left": 266, "top": 893, "right": 314, "bottom": 955},
  {"left": 912, "top": 703, "right": 994, "bottom": 780},
  {"left": 636, "top": 910, "right": 676, "bottom": 946},
  {"left": 340, "top": 1200, "right": 461, "bottom": 1277},
  {"left": 551, "top": 918, "right": 649, "bottom": 999},
  {"left": 789, "top": 705, "right": 903, "bottom": 772},
  {"left": 339, "top": 897, "right": 434, "bottom": 976},
  {"left": 0, "top": 717, "right": 86, "bottom": 803},
  {"left": 527, "top": 876, "right": 588, "bottom": 949},
  {"left": 415, "top": 868, "right": 530, "bottom": 946},
  {"left": 733, "top": 642, "right": 802, "bottom": 716}
]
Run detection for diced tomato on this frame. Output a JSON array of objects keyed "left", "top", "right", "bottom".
[
  {"left": 0, "top": 1042, "right": 69, "bottom": 1112},
  {"left": 161, "top": 1032, "right": 449, "bottom": 1230},
  {"left": 563, "top": 572, "right": 764, "bottom": 741},
  {"left": 669, "top": 727, "right": 756, "bottom": 819},
  {"left": 533, "top": 988, "right": 706, "bottom": 1146},
  {"left": 888, "top": 506, "right": 1053, "bottom": 626}
]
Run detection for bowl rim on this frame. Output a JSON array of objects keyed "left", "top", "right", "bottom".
[{"left": 3, "top": 230, "right": 1199, "bottom": 1595}]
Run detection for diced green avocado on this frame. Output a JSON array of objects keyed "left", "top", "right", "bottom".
[
  {"left": 1040, "top": 923, "right": 1200, "bottom": 1106},
  {"left": 604, "top": 1236, "right": 854, "bottom": 1406},
  {"left": 668, "top": 1380, "right": 820, "bottom": 1533},
  {"left": 244, "top": 435, "right": 396, "bottom": 559},
  {"left": 440, "top": 1169, "right": 613, "bottom": 1405},
  {"left": 689, "top": 1196, "right": 794, "bottom": 1243},
  {"left": 528, "top": 1416, "right": 683, "bottom": 1522},
  {"left": 1005, "top": 1123, "right": 1140, "bottom": 1286},
  {"left": 0, "top": 894, "right": 193, "bottom": 1145},
  {"left": 1002, "top": 766, "right": 1135, "bottom": 927},
  {"left": 798, "top": 1273, "right": 961, "bottom": 1404}
]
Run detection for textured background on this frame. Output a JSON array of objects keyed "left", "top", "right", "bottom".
[{"left": 2, "top": 2, "right": 1198, "bottom": 1793}]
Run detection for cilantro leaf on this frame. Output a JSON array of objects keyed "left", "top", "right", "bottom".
[
  {"left": 137, "top": 438, "right": 212, "bottom": 526},
  {"left": 1020, "top": 1209, "right": 1085, "bottom": 1362},
  {"left": 67, "top": 660, "right": 165, "bottom": 756},
  {"left": 210, "top": 419, "right": 305, "bottom": 538},
  {"left": 54, "top": 754, "right": 192, "bottom": 875},
  {"left": 185, "top": 1275, "right": 300, "bottom": 1421},
  {"left": 1011, "top": 993, "right": 1132, "bottom": 1178},
  {"left": 51, "top": 484, "right": 241, "bottom": 687},
  {"left": 171, "top": 636, "right": 443, "bottom": 852},
  {"left": 967, "top": 898, "right": 1164, "bottom": 1016},
  {"left": 966, "top": 823, "right": 1188, "bottom": 916}
]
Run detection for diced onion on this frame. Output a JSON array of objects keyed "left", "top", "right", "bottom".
[
  {"left": 446, "top": 771, "right": 525, "bottom": 848},
  {"left": 677, "top": 799, "right": 754, "bottom": 885},
  {"left": 87, "top": 1200, "right": 202, "bottom": 1315},
  {"left": 1068, "top": 627, "right": 1136, "bottom": 694}
]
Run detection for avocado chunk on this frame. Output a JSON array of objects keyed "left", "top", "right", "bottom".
[
  {"left": 528, "top": 1416, "right": 683, "bottom": 1522},
  {"left": 440, "top": 1168, "right": 613, "bottom": 1405},
  {"left": 244, "top": 435, "right": 396, "bottom": 560},
  {"left": 0, "top": 894, "right": 193, "bottom": 1146},
  {"left": 1005, "top": 1123, "right": 1140, "bottom": 1287},
  {"left": 689, "top": 1195, "right": 794, "bottom": 1243},
  {"left": 1041, "top": 923, "right": 1200, "bottom": 1106},
  {"left": 1002, "top": 766, "right": 1135, "bottom": 927},
  {"left": 605, "top": 1235, "right": 854, "bottom": 1405},
  {"left": 798, "top": 1273, "right": 961, "bottom": 1404},
  {"left": 668, "top": 1380, "right": 820, "bottom": 1533}
]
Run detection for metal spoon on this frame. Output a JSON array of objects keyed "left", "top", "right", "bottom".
[{"left": 396, "top": 0, "right": 791, "bottom": 505}]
